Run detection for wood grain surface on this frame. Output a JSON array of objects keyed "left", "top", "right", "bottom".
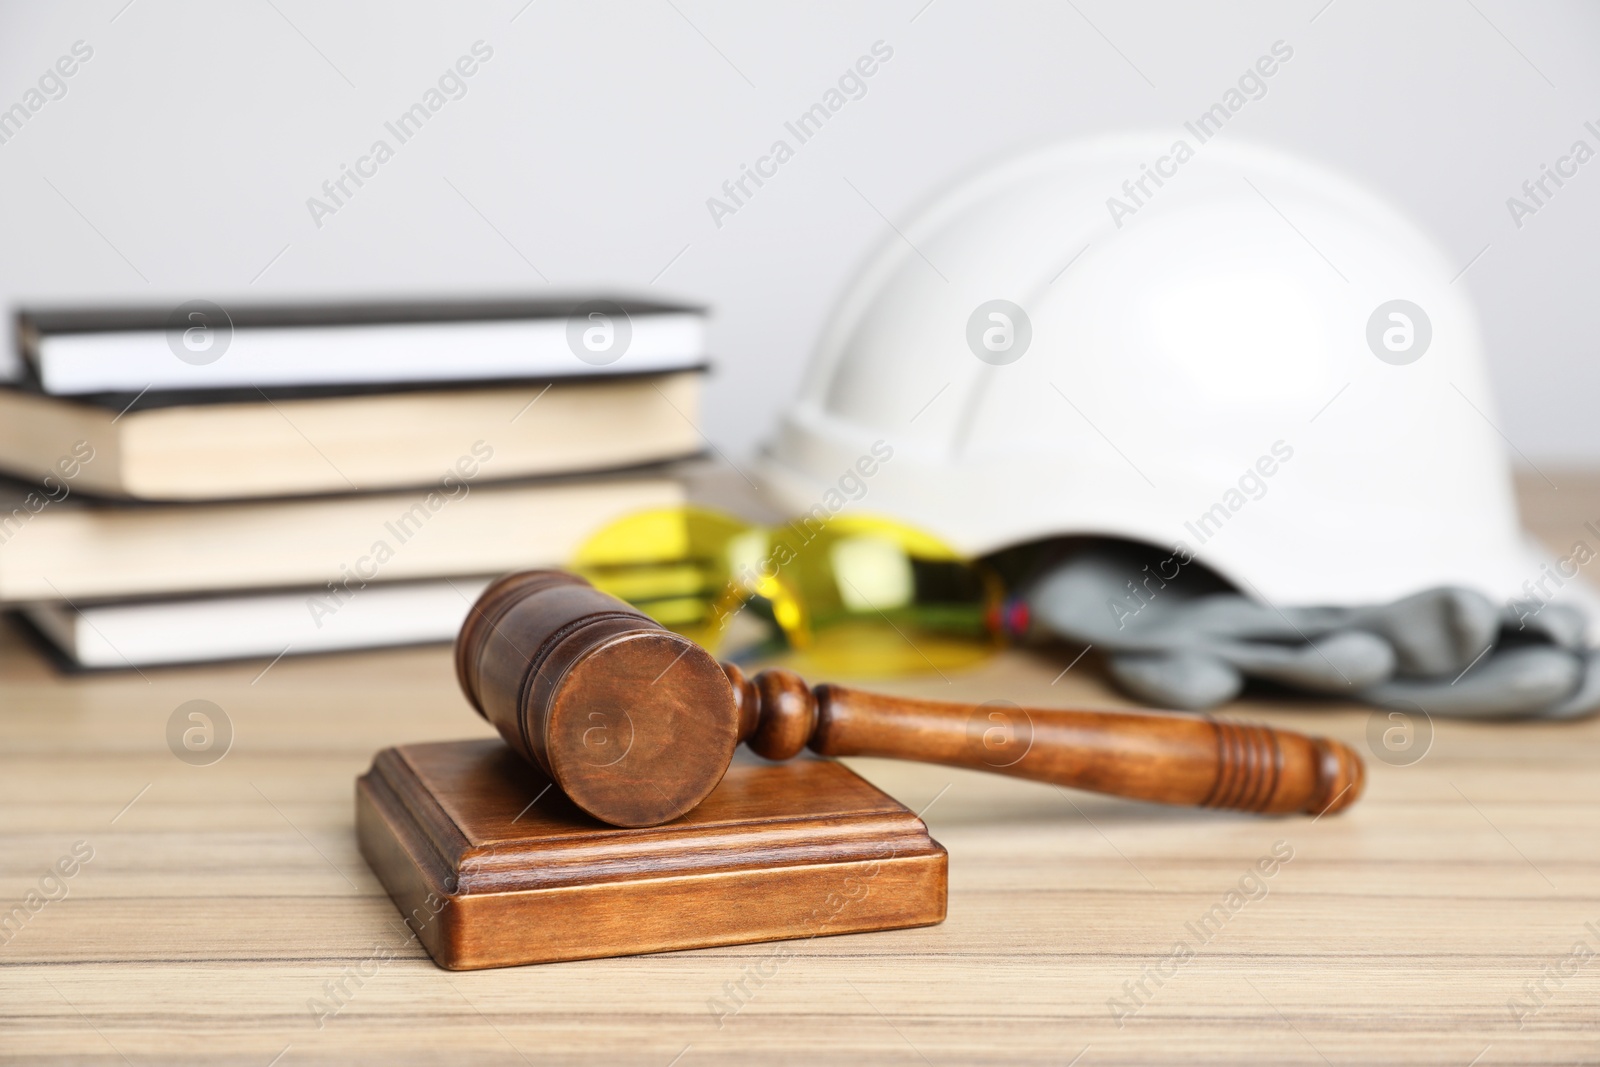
[{"left": 1, "top": 471, "right": 1597, "bottom": 1065}]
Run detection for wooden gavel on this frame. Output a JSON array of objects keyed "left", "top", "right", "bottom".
[{"left": 455, "top": 571, "right": 1365, "bottom": 828}]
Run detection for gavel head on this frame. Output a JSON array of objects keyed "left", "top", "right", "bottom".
[{"left": 455, "top": 571, "right": 741, "bottom": 827}]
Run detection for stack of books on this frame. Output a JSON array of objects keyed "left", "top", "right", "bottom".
[{"left": 0, "top": 297, "right": 707, "bottom": 669}]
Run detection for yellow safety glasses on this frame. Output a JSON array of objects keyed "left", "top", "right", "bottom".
[{"left": 570, "top": 506, "right": 1009, "bottom": 678}]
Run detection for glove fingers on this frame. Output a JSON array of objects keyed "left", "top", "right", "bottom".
[
  {"left": 1106, "top": 650, "right": 1243, "bottom": 710},
  {"left": 1147, "top": 594, "right": 1293, "bottom": 641},
  {"left": 1349, "top": 586, "right": 1499, "bottom": 677},
  {"left": 1208, "top": 631, "right": 1395, "bottom": 692},
  {"left": 1359, "top": 645, "right": 1582, "bottom": 720},
  {"left": 1031, "top": 557, "right": 1592, "bottom": 720},
  {"left": 1157, "top": 597, "right": 1352, "bottom": 642}
]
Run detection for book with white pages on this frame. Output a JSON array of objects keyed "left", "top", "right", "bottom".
[
  {"left": 22, "top": 578, "right": 495, "bottom": 669},
  {"left": 13, "top": 296, "right": 705, "bottom": 396},
  {"left": 0, "top": 471, "right": 684, "bottom": 603},
  {"left": 0, "top": 370, "right": 704, "bottom": 500}
]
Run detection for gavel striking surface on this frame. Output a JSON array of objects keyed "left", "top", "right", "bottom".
[{"left": 356, "top": 739, "right": 947, "bottom": 969}]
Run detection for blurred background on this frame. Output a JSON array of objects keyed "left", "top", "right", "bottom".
[{"left": 1, "top": 0, "right": 1597, "bottom": 464}]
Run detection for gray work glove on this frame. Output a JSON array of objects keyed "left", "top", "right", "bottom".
[{"left": 1025, "top": 544, "right": 1599, "bottom": 720}]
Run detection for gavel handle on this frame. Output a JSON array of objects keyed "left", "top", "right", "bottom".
[{"left": 726, "top": 667, "right": 1364, "bottom": 817}]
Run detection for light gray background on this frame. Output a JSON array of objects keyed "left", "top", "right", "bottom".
[{"left": 1, "top": 0, "right": 1596, "bottom": 462}]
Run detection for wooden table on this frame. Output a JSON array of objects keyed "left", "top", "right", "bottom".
[{"left": 2, "top": 473, "right": 1597, "bottom": 1065}]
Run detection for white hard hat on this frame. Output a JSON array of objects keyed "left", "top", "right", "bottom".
[{"left": 759, "top": 134, "right": 1590, "bottom": 621}]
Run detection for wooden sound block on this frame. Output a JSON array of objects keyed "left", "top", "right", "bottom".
[{"left": 356, "top": 739, "right": 947, "bottom": 969}]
